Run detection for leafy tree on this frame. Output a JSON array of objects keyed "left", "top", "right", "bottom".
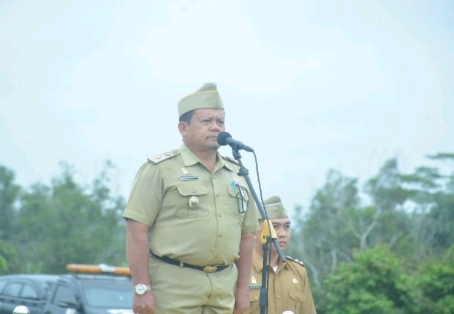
[
  {"left": 291, "top": 170, "right": 360, "bottom": 286},
  {"left": 399, "top": 153, "right": 454, "bottom": 259},
  {"left": 423, "top": 153, "right": 454, "bottom": 251},
  {"left": 364, "top": 159, "right": 413, "bottom": 212},
  {"left": 291, "top": 164, "right": 415, "bottom": 287},
  {"left": 14, "top": 161, "right": 126, "bottom": 274},
  {"left": 322, "top": 245, "right": 413, "bottom": 314},
  {"left": 0, "top": 166, "right": 21, "bottom": 240},
  {"left": 0, "top": 166, "right": 21, "bottom": 274},
  {"left": 0, "top": 239, "right": 19, "bottom": 274},
  {"left": 413, "top": 244, "right": 454, "bottom": 313},
  {"left": 288, "top": 153, "right": 454, "bottom": 313},
  {"left": 361, "top": 159, "right": 416, "bottom": 257}
]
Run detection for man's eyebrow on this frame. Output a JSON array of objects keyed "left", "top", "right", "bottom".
[{"left": 272, "top": 222, "right": 292, "bottom": 226}]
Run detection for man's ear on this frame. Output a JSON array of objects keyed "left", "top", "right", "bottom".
[
  {"left": 253, "top": 229, "right": 261, "bottom": 240},
  {"left": 178, "top": 121, "right": 187, "bottom": 137}
]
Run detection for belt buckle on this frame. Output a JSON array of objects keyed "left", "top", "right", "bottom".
[{"left": 203, "top": 266, "right": 217, "bottom": 273}]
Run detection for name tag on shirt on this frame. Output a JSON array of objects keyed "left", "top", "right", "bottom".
[
  {"left": 179, "top": 175, "right": 199, "bottom": 181},
  {"left": 249, "top": 285, "right": 261, "bottom": 290}
]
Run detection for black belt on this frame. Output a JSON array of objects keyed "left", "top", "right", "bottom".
[{"left": 151, "top": 252, "right": 230, "bottom": 273}]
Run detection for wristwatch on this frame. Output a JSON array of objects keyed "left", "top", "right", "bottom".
[{"left": 134, "top": 284, "right": 151, "bottom": 295}]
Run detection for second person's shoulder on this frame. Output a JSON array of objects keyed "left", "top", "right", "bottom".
[{"left": 286, "top": 256, "right": 306, "bottom": 268}]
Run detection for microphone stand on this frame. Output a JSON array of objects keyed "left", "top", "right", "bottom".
[{"left": 230, "top": 148, "right": 286, "bottom": 314}]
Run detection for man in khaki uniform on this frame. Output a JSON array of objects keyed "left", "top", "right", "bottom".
[
  {"left": 123, "top": 82, "right": 260, "bottom": 314},
  {"left": 246, "top": 196, "right": 316, "bottom": 314}
]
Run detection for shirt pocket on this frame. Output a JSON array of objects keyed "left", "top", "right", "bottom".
[
  {"left": 288, "top": 289, "right": 304, "bottom": 313},
  {"left": 227, "top": 183, "right": 250, "bottom": 220},
  {"left": 249, "top": 289, "right": 260, "bottom": 313},
  {"left": 175, "top": 184, "right": 209, "bottom": 219}
]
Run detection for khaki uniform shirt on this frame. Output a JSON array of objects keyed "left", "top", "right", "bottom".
[
  {"left": 246, "top": 250, "right": 316, "bottom": 314},
  {"left": 122, "top": 144, "right": 259, "bottom": 266}
]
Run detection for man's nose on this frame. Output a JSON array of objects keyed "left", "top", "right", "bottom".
[{"left": 276, "top": 227, "right": 286, "bottom": 237}]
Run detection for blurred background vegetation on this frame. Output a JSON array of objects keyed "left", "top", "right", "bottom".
[{"left": 1, "top": 153, "right": 453, "bottom": 313}]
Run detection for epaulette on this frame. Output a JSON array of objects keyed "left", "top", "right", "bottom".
[
  {"left": 222, "top": 155, "right": 239, "bottom": 165},
  {"left": 285, "top": 256, "right": 305, "bottom": 267},
  {"left": 147, "top": 150, "right": 180, "bottom": 164}
]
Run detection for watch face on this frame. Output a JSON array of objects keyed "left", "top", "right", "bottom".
[{"left": 135, "top": 284, "right": 147, "bottom": 295}]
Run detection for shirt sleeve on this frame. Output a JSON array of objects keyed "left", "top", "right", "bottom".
[{"left": 122, "top": 162, "right": 163, "bottom": 226}]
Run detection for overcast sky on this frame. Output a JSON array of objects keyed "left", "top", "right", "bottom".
[{"left": 1, "top": 0, "right": 453, "bottom": 215}]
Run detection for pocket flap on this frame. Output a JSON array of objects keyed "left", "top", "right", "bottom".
[
  {"left": 289, "top": 290, "right": 304, "bottom": 301},
  {"left": 177, "top": 185, "right": 208, "bottom": 196}
]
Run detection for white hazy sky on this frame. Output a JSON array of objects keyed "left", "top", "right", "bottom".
[{"left": 1, "top": 0, "right": 453, "bottom": 215}]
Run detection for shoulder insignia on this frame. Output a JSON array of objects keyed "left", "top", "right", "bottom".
[
  {"left": 148, "top": 150, "right": 180, "bottom": 164},
  {"left": 222, "top": 155, "right": 239, "bottom": 165},
  {"left": 286, "top": 256, "right": 305, "bottom": 267}
]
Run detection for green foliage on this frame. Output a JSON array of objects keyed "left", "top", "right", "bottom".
[
  {"left": 1, "top": 151, "right": 454, "bottom": 312},
  {"left": 427, "top": 152, "right": 454, "bottom": 161},
  {"left": 293, "top": 170, "right": 360, "bottom": 285},
  {"left": 425, "top": 191, "right": 454, "bottom": 250},
  {"left": 405, "top": 155, "right": 454, "bottom": 254},
  {"left": 288, "top": 152, "right": 454, "bottom": 313},
  {"left": 0, "top": 240, "right": 19, "bottom": 274},
  {"left": 0, "top": 161, "right": 126, "bottom": 275},
  {"left": 364, "top": 159, "right": 413, "bottom": 211},
  {"left": 0, "top": 257, "right": 5, "bottom": 273},
  {"left": 0, "top": 166, "right": 21, "bottom": 274},
  {"left": 413, "top": 244, "right": 454, "bottom": 313},
  {"left": 0, "top": 166, "right": 21, "bottom": 241},
  {"left": 323, "top": 245, "right": 413, "bottom": 314}
]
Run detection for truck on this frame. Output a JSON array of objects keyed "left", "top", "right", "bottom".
[{"left": 42, "top": 264, "right": 133, "bottom": 314}]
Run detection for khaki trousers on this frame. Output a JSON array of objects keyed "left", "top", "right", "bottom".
[{"left": 149, "top": 257, "right": 237, "bottom": 314}]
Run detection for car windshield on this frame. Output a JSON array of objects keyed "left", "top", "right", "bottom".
[{"left": 80, "top": 279, "right": 133, "bottom": 308}]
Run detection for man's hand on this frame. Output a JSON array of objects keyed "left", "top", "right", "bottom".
[
  {"left": 233, "top": 285, "right": 250, "bottom": 314},
  {"left": 133, "top": 291, "right": 157, "bottom": 314}
]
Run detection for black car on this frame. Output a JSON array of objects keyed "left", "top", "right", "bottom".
[
  {"left": 0, "top": 274, "right": 59, "bottom": 314},
  {"left": 43, "top": 264, "right": 133, "bottom": 314}
]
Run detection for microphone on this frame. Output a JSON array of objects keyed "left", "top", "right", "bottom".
[{"left": 217, "top": 132, "right": 254, "bottom": 152}]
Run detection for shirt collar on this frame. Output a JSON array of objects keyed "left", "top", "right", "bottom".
[
  {"left": 179, "top": 144, "right": 200, "bottom": 166},
  {"left": 252, "top": 249, "right": 288, "bottom": 272},
  {"left": 179, "top": 144, "right": 234, "bottom": 172}
]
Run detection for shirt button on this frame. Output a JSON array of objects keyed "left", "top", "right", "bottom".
[
  {"left": 216, "top": 193, "right": 220, "bottom": 197},
  {"left": 219, "top": 234, "right": 223, "bottom": 237},
  {"left": 218, "top": 213, "right": 222, "bottom": 217},
  {"left": 277, "top": 295, "right": 280, "bottom": 299}
]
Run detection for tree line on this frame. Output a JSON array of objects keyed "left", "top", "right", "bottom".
[
  {"left": 1, "top": 153, "right": 453, "bottom": 313},
  {"left": 0, "top": 161, "right": 127, "bottom": 274},
  {"left": 287, "top": 153, "right": 454, "bottom": 313}
]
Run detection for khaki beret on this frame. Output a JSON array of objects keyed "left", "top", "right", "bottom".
[
  {"left": 263, "top": 196, "right": 288, "bottom": 219},
  {"left": 178, "top": 82, "right": 224, "bottom": 118}
]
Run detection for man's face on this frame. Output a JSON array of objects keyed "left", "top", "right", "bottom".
[
  {"left": 179, "top": 109, "right": 225, "bottom": 152},
  {"left": 255, "top": 217, "right": 291, "bottom": 253}
]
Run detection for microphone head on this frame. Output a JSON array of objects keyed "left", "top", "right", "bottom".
[{"left": 217, "top": 132, "right": 232, "bottom": 146}]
